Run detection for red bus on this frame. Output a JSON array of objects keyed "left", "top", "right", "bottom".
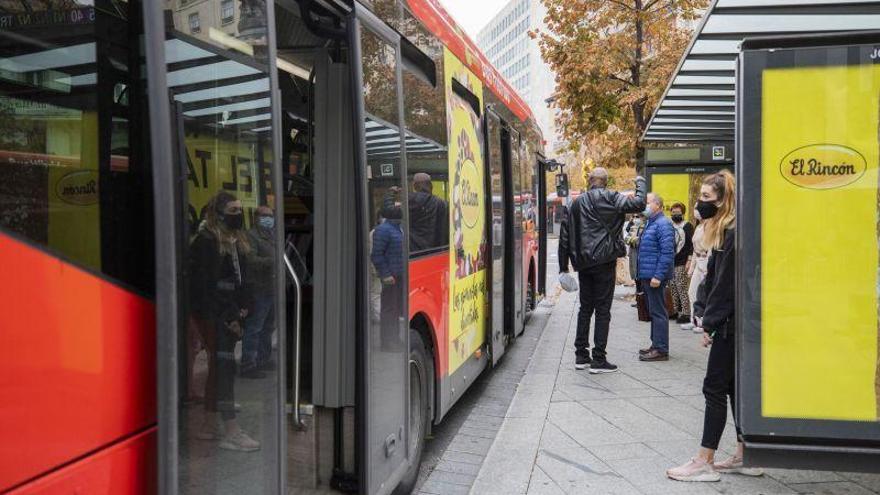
[{"left": 0, "top": 1, "right": 546, "bottom": 494}]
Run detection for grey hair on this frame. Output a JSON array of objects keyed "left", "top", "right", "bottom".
[
  {"left": 588, "top": 167, "right": 609, "bottom": 187},
  {"left": 649, "top": 192, "right": 664, "bottom": 209}
]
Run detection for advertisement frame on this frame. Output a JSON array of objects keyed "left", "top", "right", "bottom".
[{"left": 738, "top": 31, "right": 880, "bottom": 470}]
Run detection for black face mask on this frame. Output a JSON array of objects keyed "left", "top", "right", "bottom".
[
  {"left": 222, "top": 212, "right": 244, "bottom": 230},
  {"left": 671, "top": 214, "right": 684, "bottom": 223},
  {"left": 696, "top": 201, "right": 719, "bottom": 220}
]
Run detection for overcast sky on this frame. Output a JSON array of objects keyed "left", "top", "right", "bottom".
[{"left": 438, "top": 0, "right": 510, "bottom": 39}]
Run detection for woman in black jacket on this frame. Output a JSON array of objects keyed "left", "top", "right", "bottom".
[
  {"left": 667, "top": 171, "right": 762, "bottom": 481},
  {"left": 190, "top": 191, "right": 260, "bottom": 452}
]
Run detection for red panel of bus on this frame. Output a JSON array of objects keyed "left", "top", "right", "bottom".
[{"left": 0, "top": 233, "right": 156, "bottom": 492}]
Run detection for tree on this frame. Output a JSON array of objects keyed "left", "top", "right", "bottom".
[{"left": 535, "top": 0, "right": 707, "bottom": 168}]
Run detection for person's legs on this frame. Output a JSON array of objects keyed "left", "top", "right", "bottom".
[
  {"left": 241, "top": 296, "right": 272, "bottom": 373},
  {"left": 590, "top": 262, "right": 616, "bottom": 364},
  {"left": 701, "top": 332, "right": 733, "bottom": 451},
  {"left": 257, "top": 302, "right": 275, "bottom": 368},
  {"left": 645, "top": 281, "right": 669, "bottom": 355},
  {"left": 574, "top": 269, "right": 596, "bottom": 363},
  {"left": 674, "top": 265, "right": 691, "bottom": 321}
]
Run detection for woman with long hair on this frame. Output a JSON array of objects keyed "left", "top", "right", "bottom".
[
  {"left": 189, "top": 191, "right": 260, "bottom": 452},
  {"left": 666, "top": 170, "right": 763, "bottom": 481}
]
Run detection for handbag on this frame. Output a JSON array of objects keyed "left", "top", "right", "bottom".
[
  {"left": 664, "top": 286, "right": 675, "bottom": 316},
  {"left": 636, "top": 292, "right": 651, "bottom": 322}
]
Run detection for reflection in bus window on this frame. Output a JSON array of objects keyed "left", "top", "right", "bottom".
[
  {"left": 163, "top": 1, "right": 280, "bottom": 492},
  {"left": 403, "top": 65, "right": 449, "bottom": 254},
  {"left": 0, "top": 1, "right": 154, "bottom": 292}
]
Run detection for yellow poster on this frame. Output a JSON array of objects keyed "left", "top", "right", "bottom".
[
  {"left": 445, "top": 48, "right": 487, "bottom": 373},
  {"left": 183, "top": 134, "right": 272, "bottom": 224},
  {"left": 761, "top": 64, "right": 880, "bottom": 421},
  {"left": 651, "top": 173, "right": 690, "bottom": 217}
]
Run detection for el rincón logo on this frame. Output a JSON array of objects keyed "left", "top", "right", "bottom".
[
  {"left": 780, "top": 144, "right": 866, "bottom": 190},
  {"left": 56, "top": 170, "right": 99, "bottom": 205}
]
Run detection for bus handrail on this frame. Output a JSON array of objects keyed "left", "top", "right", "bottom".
[{"left": 283, "top": 253, "right": 306, "bottom": 430}]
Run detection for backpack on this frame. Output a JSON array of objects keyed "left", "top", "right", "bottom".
[{"left": 672, "top": 222, "right": 686, "bottom": 255}]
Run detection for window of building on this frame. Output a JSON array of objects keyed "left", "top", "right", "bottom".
[
  {"left": 221, "top": 0, "right": 234, "bottom": 24},
  {"left": 188, "top": 12, "right": 200, "bottom": 33}
]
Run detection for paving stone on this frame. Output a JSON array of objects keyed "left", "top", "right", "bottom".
[
  {"left": 787, "top": 481, "right": 879, "bottom": 495},
  {"left": 588, "top": 442, "right": 662, "bottom": 462},
  {"left": 839, "top": 472, "right": 880, "bottom": 492},
  {"left": 765, "top": 469, "right": 845, "bottom": 485},
  {"left": 525, "top": 465, "right": 567, "bottom": 495},
  {"left": 446, "top": 434, "right": 494, "bottom": 456},
  {"left": 433, "top": 460, "right": 483, "bottom": 477},
  {"left": 579, "top": 399, "right": 693, "bottom": 443},
  {"left": 605, "top": 456, "right": 722, "bottom": 494},
  {"left": 441, "top": 450, "right": 485, "bottom": 465},
  {"left": 418, "top": 480, "right": 471, "bottom": 495},
  {"left": 424, "top": 469, "right": 476, "bottom": 487},
  {"left": 712, "top": 473, "right": 797, "bottom": 495},
  {"left": 546, "top": 401, "right": 637, "bottom": 446}
]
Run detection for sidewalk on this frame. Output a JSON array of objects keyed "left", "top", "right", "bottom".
[{"left": 472, "top": 285, "right": 880, "bottom": 495}]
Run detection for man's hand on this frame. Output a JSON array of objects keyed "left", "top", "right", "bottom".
[
  {"left": 650, "top": 277, "right": 661, "bottom": 288},
  {"left": 382, "top": 276, "right": 396, "bottom": 286},
  {"left": 701, "top": 332, "right": 713, "bottom": 348}
]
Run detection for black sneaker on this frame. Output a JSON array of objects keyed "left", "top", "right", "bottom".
[
  {"left": 575, "top": 355, "right": 592, "bottom": 370},
  {"left": 589, "top": 361, "right": 619, "bottom": 374}
]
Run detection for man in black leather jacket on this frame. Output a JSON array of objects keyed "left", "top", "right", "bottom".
[{"left": 559, "top": 168, "right": 647, "bottom": 373}]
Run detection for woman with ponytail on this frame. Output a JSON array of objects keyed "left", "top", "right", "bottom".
[{"left": 667, "top": 170, "right": 763, "bottom": 481}]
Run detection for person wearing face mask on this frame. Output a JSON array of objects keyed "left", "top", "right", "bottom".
[
  {"left": 667, "top": 170, "right": 764, "bottom": 481},
  {"left": 682, "top": 206, "right": 708, "bottom": 332},
  {"left": 241, "top": 205, "right": 277, "bottom": 378},
  {"left": 669, "top": 203, "right": 695, "bottom": 325},
  {"left": 637, "top": 192, "right": 676, "bottom": 362},
  {"left": 189, "top": 191, "right": 260, "bottom": 452},
  {"left": 625, "top": 213, "right": 646, "bottom": 297}
]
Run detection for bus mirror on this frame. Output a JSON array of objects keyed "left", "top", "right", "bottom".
[{"left": 555, "top": 173, "right": 569, "bottom": 198}]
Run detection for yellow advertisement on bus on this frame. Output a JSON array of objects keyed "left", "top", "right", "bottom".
[
  {"left": 761, "top": 63, "right": 880, "bottom": 422},
  {"left": 445, "top": 48, "right": 488, "bottom": 373}
]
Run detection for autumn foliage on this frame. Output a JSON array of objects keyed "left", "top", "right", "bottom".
[{"left": 535, "top": 0, "right": 707, "bottom": 168}]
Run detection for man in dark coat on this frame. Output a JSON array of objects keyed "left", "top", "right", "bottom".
[
  {"left": 559, "top": 168, "right": 647, "bottom": 374},
  {"left": 409, "top": 173, "right": 448, "bottom": 251}
]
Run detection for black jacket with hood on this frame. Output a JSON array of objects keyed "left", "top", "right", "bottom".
[{"left": 559, "top": 177, "right": 647, "bottom": 272}]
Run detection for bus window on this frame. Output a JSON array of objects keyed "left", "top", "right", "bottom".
[
  {"left": 0, "top": 2, "right": 153, "bottom": 293},
  {"left": 160, "top": 2, "right": 282, "bottom": 493},
  {"left": 403, "top": 51, "right": 449, "bottom": 255}
]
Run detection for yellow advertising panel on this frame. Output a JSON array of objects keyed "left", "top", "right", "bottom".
[
  {"left": 761, "top": 64, "right": 880, "bottom": 421},
  {"left": 183, "top": 134, "right": 272, "bottom": 223},
  {"left": 444, "top": 48, "right": 488, "bottom": 373},
  {"left": 651, "top": 173, "right": 690, "bottom": 217}
]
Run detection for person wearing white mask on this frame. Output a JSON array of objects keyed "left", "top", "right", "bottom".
[{"left": 682, "top": 203, "right": 709, "bottom": 333}]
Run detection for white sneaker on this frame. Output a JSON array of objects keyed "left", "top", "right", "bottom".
[
  {"left": 680, "top": 323, "right": 695, "bottom": 330},
  {"left": 667, "top": 457, "right": 721, "bottom": 482},
  {"left": 693, "top": 326, "right": 705, "bottom": 334},
  {"left": 219, "top": 430, "right": 261, "bottom": 452},
  {"left": 196, "top": 419, "right": 222, "bottom": 440},
  {"left": 714, "top": 456, "right": 764, "bottom": 477}
]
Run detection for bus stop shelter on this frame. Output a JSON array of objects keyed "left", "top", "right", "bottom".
[{"left": 641, "top": 0, "right": 880, "bottom": 473}]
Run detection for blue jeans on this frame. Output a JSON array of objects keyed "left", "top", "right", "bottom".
[
  {"left": 645, "top": 280, "right": 669, "bottom": 353},
  {"left": 242, "top": 295, "right": 274, "bottom": 371}
]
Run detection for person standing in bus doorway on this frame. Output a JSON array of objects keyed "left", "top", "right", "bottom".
[
  {"left": 667, "top": 170, "right": 763, "bottom": 481},
  {"left": 559, "top": 168, "right": 646, "bottom": 374},
  {"left": 372, "top": 191, "right": 405, "bottom": 349},
  {"left": 409, "top": 173, "right": 448, "bottom": 251},
  {"left": 637, "top": 193, "right": 676, "bottom": 362},
  {"left": 189, "top": 191, "right": 260, "bottom": 452},
  {"left": 669, "top": 202, "right": 695, "bottom": 325},
  {"left": 241, "top": 205, "right": 276, "bottom": 378}
]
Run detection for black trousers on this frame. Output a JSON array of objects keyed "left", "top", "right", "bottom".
[
  {"left": 701, "top": 331, "right": 741, "bottom": 450},
  {"left": 575, "top": 262, "right": 616, "bottom": 362},
  {"left": 207, "top": 320, "right": 237, "bottom": 421}
]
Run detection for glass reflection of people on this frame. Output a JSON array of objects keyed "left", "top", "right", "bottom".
[
  {"left": 241, "top": 205, "right": 276, "bottom": 378},
  {"left": 371, "top": 190, "right": 404, "bottom": 349},
  {"left": 189, "top": 191, "right": 260, "bottom": 452},
  {"left": 409, "top": 172, "right": 448, "bottom": 251}
]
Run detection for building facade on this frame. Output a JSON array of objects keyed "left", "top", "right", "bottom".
[{"left": 476, "top": 0, "right": 561, "bottom": 155}]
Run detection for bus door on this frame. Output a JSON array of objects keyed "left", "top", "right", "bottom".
[
  {"left": 350, "top": 5, "right": 412, "bottom": 494},
  {"left": 536, "top": 156, "right": 548, "bottom": 297},
  {"left": 509, "top": 128, "right": 525, "bottom": 335},
  {"left": 738, "top": 33, "right": 880, "bottom": 473},
  {"left": 485, "top": 108, "right": 511, "bottom": 365}
]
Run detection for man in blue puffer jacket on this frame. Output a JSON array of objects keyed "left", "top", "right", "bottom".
[{"left": 637, "top": 193, "right": 676, "bottom": 361}]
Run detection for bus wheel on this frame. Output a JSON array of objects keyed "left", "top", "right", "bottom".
[{"left": 393, "top": 330, "right": 431, "bottom": 495}]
